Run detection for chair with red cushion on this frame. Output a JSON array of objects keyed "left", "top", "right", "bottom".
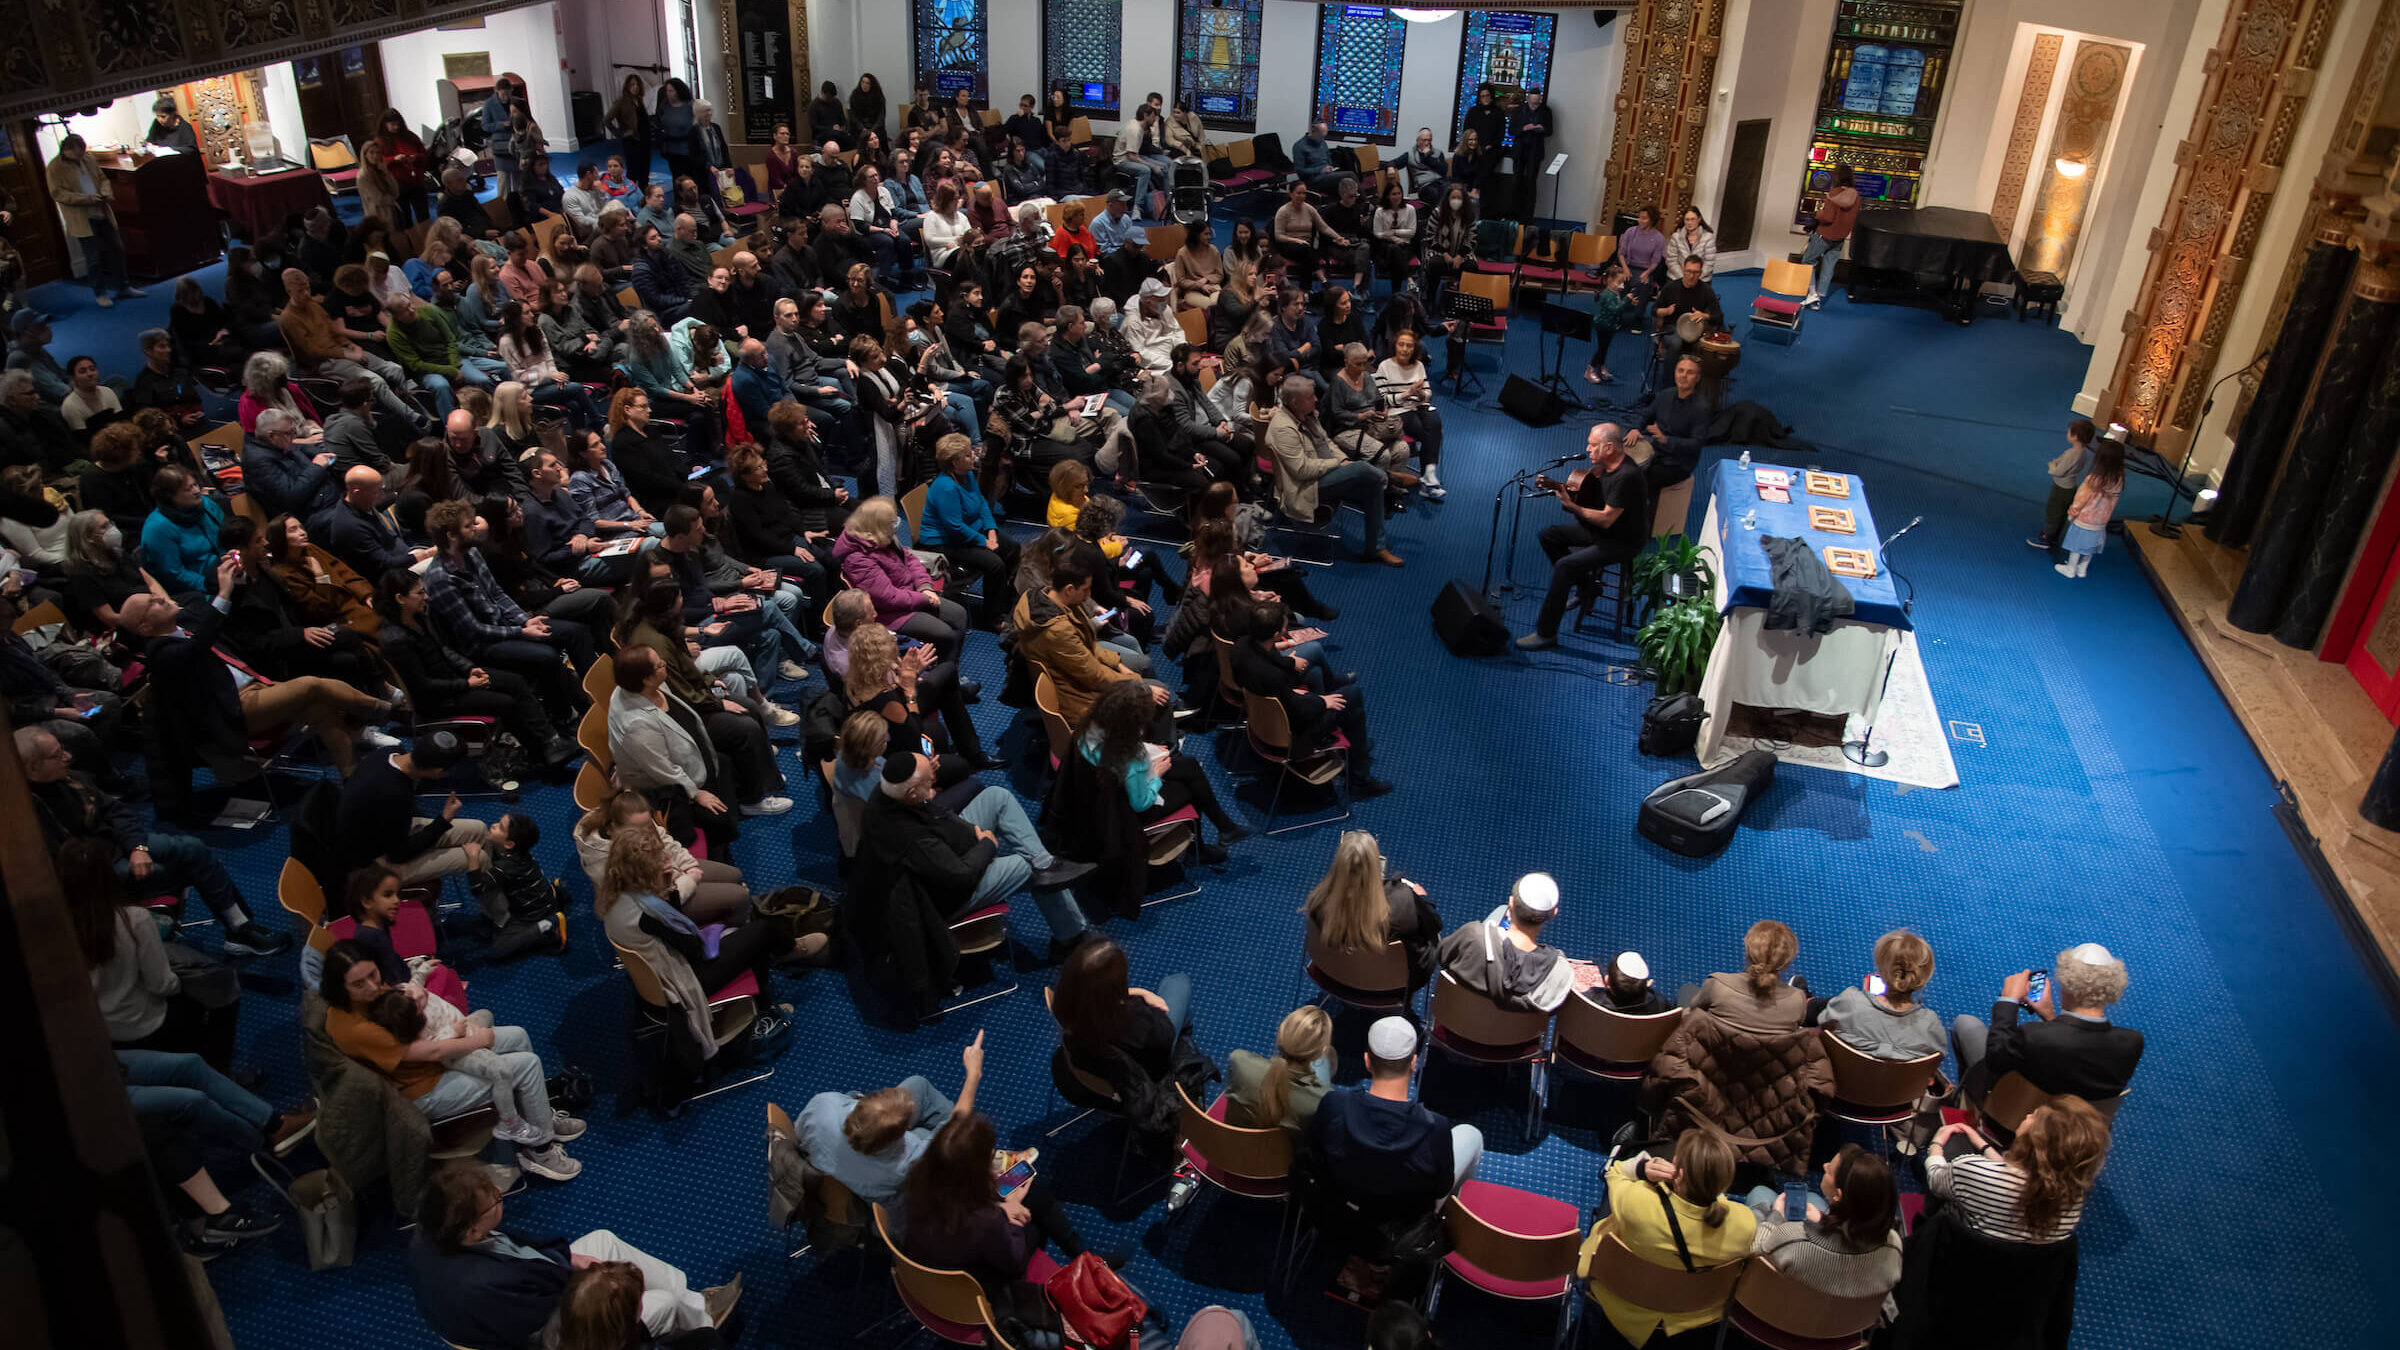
[
  {"left": 1171, "top": 1084, "right": 1295, "bottom": 1270},
  {"left": 611, "top": 938, "right": 775, "bottom": 1105},
  {"left": 1300, "top": 923, "right": 1415, "bottom": 1016},
  {"left": 1426, "top": 1179, "right": 1583, "bottom": 1347},
  {"left": 1724, "top": 1255, "right": 1888, "bottom": 1350},
  {"left": 1750, "top": 258, "right": 1812, "bottom": 346},
  {"left": 1428, "top": 971, "right": 1554, "bottom": 1136},
  {"left": 1237, "top": 689, "right": 1350, "bottom": 837}
]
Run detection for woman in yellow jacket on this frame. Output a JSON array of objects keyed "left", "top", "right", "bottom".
[{"left": 1580, "top": 1127, "right": 1755, "bottom": 1345}]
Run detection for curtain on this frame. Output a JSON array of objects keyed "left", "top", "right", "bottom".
[{"left": 2206, "top": 239, "right": 2355, "bottom": 548}]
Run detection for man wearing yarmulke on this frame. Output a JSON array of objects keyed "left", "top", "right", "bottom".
[
  {"left": 1433, "top": 872, "right": 1576, "bottom": 1014},
  {"left": 1952, "top": 942, "right": 2144, "bottom": 1103}
]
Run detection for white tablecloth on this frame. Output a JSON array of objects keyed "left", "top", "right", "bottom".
[{"left": 1693, "top": 491, "right": 1900, "bottom": 765}]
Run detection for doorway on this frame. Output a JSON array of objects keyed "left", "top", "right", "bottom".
[{"left": 1718, "top": 120, "right": 1771, "bottom": 255}]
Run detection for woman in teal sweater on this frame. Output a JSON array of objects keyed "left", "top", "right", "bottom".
[
  {"left": 138, "top": 466, "right": 226, "bottom": 596},
  {"left": 914, "top": 435, "right": 1017, "bottom": 629}
]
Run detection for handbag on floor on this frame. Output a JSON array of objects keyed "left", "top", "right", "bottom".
[{"left": 251, "top": 1154, "right": 357, "bottom": 1270}]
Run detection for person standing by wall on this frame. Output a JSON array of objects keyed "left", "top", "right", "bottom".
[
  {"left": 1803, "top": 165, "right": 1861, "bottom": 307},
  {"left": 2029, "top": 419, "right": 2096, "bottom": 554},
  {"left": 45, "top": 136, "right": 145, "bottom": 309}
]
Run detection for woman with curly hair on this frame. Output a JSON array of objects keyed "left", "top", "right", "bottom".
[{"left": 1927, "top": 1097, "right": 2110, "bottom": 1245}]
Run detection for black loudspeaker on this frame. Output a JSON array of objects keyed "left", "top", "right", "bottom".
[
  {"left": 1594, "top": 9, "right": 1618, "bottom": 30},
  {"left": 572, "top": 90, "right": 604, "bottom": 144},
  {"left": 1500, "top": 374, "right": 1564, "bottom": 427},
  {"left": 1432, "top": 581, "right": 1509, "bottom": 656}
]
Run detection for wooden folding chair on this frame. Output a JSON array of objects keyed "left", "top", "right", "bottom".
[
  {"left": 1428, "top": 1180, "right": 1583, "bottom": 1348},
  {"left": 1429, "top": 971, "right": 1554, "bottom": 1135}
]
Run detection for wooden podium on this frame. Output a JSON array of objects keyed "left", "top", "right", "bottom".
[{"left": 97, "top": 150, "right": 219, "bottom": 280}]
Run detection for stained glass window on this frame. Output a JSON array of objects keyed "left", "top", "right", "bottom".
[
  {"left": 1176, "top": 0, "right": 1265, "bottom": 131},
  {"left": 914, "top": 0, "right": 988, "bottom": 106},
  {"left": 1312, "top": 5, "right": 1409, "bottom": 145},
  {"left": 1453, "top": 11, "right": 1555, "bottom": 145},
  {"left": 1046, "top": 0, "right": 1123, "bottom": 118}
]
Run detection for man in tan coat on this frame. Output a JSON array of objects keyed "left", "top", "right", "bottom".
[
  {"left": 1264, "top": 376, "right": 1401, "bottom": 567},
  {"left": 1009, "top": 544, "right": 1186, "bottom": 733},
  {"left": 44, "top": 135, "right": 144, "bottom": 308}
]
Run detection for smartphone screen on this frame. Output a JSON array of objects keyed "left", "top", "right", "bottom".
[
  {"left": 1095, "top": 607, "right": 1119, "bottom": 624},
  {"left": 2024, "top": 970, "right": 2049, "bottom": 1006},
  {"left": 1865, "top": 974, "right": 1887, "bottom": 998},
  {"left": 896, "top": 637, "right": 925, "bottom": 653},
  {"left": 996, "top": 1160, "right": 1035, "bottom": 1193},
  {"left": 1783, "top": 1181, "right": 1809, "bottom": 1221}
]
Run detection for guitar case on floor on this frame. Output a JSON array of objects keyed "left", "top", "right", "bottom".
[{"left": 1637, "top": 749, "right": 1777, "bottom": 857}]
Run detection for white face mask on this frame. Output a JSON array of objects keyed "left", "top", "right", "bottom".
[{"left": 101, "top": 525, "right": 123, "bottom": 552}]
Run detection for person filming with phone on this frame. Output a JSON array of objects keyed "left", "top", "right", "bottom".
[{"left": 1950, "top": 942, "right": 2143, "bottom": 1104}]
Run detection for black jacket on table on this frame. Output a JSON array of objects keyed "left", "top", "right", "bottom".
[
  {"left": 405, "top": 1230, "right": 570, "bottom": 1350},
  {"left": 611, "top": 425, "right": 689, "bottom": 520},
  {"left": 854, "top": 791, "right": 997, "bottom": 921},
  {"left": 334, "top": 753, "right": 447, "bottom": 871},
  {"left": 1967, "top": 1002, "right": 2143, "bottom": 1103}
]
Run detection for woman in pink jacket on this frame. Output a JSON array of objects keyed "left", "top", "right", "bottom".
[{"left": 830, "top": 495, "right": 969, "bottom": 661}]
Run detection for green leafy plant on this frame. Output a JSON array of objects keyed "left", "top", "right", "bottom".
[
  {"left": 1628, "top": 533, "right": 1718, "bottom": 623},
  {"left": 1636, "top": 595, "right": 1723, "bottom": 696}
]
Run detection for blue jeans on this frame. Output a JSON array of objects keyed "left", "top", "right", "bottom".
[
  {"left": 532, "top": 379, "right": 609, "bottom": 430},
  {"left": 1154, "top": 971, "right": 1194, "bottom": 1033},
  {"left": 961, "top": 785, "right": 1079, "bottom": 938},
  {"left": 759, "top": 581, "right": 819, "bottom": 664},
  {"left": 118, "top": 1049, "right": 272, "bottom": 1153},
  {"left": 1124, "top": 157, "right": 1174, "bottom": 215},
  {"left": 1314, "top": 460, "right": 1389, "bottom": 551},
  {"left": 1802, "top": 231, "right": 1843, "bottom": 298},
  {"left": 116, "top": 830, "right": 254, "bottom": 929},
  {"left": 413, "top": 1022, "right": 558, "bottom": 1156}
]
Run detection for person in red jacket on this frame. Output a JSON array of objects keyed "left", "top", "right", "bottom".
[{"left": 1803, "top": 165, "right": 1861, "bottom": 308}]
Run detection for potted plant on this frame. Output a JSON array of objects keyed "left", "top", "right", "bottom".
[
  {"left": 1636, "top": 594, "right": 1722, "bottom": 696},
  {"left": 1629, "top": 533, "right": 1717, "bottom": 624}
]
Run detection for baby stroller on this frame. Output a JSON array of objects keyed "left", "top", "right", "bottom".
[{"left": 1171, "top": 158, "right": 1211, "bottom": 226}]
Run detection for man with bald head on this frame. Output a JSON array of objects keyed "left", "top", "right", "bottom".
[
  {"left": 1515, "top": 422, "right": 1647, "bottom": 651},
  {"left": 324, "top": 465, "right": 431, "bottom": 578},
  {"left": 443, "top": 409, "right": 528, "bottom": 499},
  {"left": 725, "top": 250, "right": 777, "bottom": 339},
  {"left": 727, "top": 338, "right": 783, "bottom": 434},
  {"left": 688, "top": 265, "right": 742, "bottom": 336},
  {"left": 666, "top": 212, "right": 714, "bottom": 281}
]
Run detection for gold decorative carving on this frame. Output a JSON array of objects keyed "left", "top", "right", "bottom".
[
  {"left": 1600, "top": 0, "right": 1730, "bottom": 226},
  {"left": 2104, "top": 0, "right": 2344, "bottom": 459},
  {"left": 2022, "top": 41, "right": 2131, "bottom": 277},
  {"left": 1991, "top": 33, "right": 2063, "bottom": 242}
]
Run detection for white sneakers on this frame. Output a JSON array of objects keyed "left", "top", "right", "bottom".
[
  {"left": 360, "top": 727, "right": 403, "bottom": 750},
  {"left": 1423, "top": 465, "right": 1446, "bottom": 500},
  {"left": 1804, "top": 291, "right": 1824, "bottom": 308},
  {"left": 765, "top": 703, "right": 801, "bottom": 727},
  {"left": 778, "top": 660, "right": 808, "bottom": 681},
  {"left": 743, "top": 796, "right": 796, "bottom": 816},
  {"left": 2054, "top": 554, "right": 2092, "bottom": 579},
  {"left": 517, "top": 1143, "right": 582, "bottom": 1180}
]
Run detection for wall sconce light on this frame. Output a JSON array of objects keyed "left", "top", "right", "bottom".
[{"left": 2054, "top": 156, "right": 2088, "bottom": 179}]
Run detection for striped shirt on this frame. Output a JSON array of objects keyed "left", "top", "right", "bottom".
[{"left": 1924, "top": 1151, "right": 2082, "bottom": 1244}]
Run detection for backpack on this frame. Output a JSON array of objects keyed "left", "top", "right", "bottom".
[{"left": 1639, "top": 693, "right": 1707, "bottom": 757}]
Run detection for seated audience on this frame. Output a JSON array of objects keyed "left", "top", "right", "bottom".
[
  {"left": 1817, "top": 928, "right": 1945, "bottom": 1061},
  {"left": 796, "top": 1032, "right": 985, "bottom": 1236},
  {"left": 575, "top": 790, "right": 751, "bottom": 928},
  {"left": 834, "top": 496, "right": 968, "bottom": 660},
  {"left": 1592, "top": 952, "right": 1668, "bottom": 1014},
  {"left": 856, "top": 750, "right": 1088, "bottom": 954},
  {"left": 1953, "top": 943, "right": 2142, "bottom": 1103},
  {"left": 1684, "top": 919, "right": 1807, "bottom": 1032},
  {"left": 1309, "top": 1017, "right": 1482, "bottom": 1211},
  {"left": 139, "top": 464, "right": 226, "bottom": 595},
  {"left": 332, "top": 730, "right": 494, "bottom": 886},
  {"left": 1305, "top": 829, "right": 1439, "bottom": 991},
  {"left": 1926, "top": 1099, "right": 2110, "bottom": 1245},
  {"left": 608, "top": 640, "right": 791, "bottom": 852},
  {"left": 901, "top": 1107, "right": 1118, "bottom": 1294},
  {"left": 1744, "top": 1144, "right": 1904, "bottom": 1316},
  {"left": 596, "top": 825, "right": 817, "bottom": 1041},
  {"left": 1228, "top": 599, "right": 1389, "bottom": 796},
  {"left": 916, "top": 435, "right": 1017, "bottom": 630},
  {"left": 1226, "top": 1005, "right": 1334, "bottom": 1134},
  {"left": 61, "top": 837, "right": 243, "bottom": 1069},
  {"left": 1435, "top": 872, "right": 1571, "bottom": 1013},
  {"left": 1584, "top": 1128, "right": 1755, "bottom": 1346},
  {"left": 1265, "top": 376, "right": 1399, "bottom": 566},
  {"left": 1054, "top": 935, "right": 1209, "bottom": 1137}
]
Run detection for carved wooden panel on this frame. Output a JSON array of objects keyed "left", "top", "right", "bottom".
[
  {"left": 2105, "top": 0, "right": 2344, "bottom": 459},
  {"left": 0, "top": 0, "right": 523, "bottom": 124},
  {"left": 2022, "top": 40, "right": 2132, "bottom": 276},
  {"left": 1990, "top": 32, "right": 2063, "bottom": 242},
  {"left": 1600, "top": 0, "right": 1730, "bottom": 226}
]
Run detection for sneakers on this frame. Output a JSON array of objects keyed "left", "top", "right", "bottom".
[
  {"left": 704, "top": 1273, "right": 745, "bottom": 1328},
  {"left": 201, "top": 1204, "right": 282, "bottom": 1243},
  {"left": 764, "top": 703, "right": 801, "bottom": 727},
  {"left": 741, "top": 795, "right": 795, "bottom": 816},
  {"left": 1422, "top": 465, "right": 1446, "bottom": 500},
  {"left": 1803, "top": 291, "right": 1823, "bottom": 309},
  {"left": 778, "top": 659, "right": 808, "bottom": 681},
  {"left": 1515, "top": 631, "right": 1557, "bottom": 651},
  {"left": 517, "top": 1142, "right": 583, "bottom": 1181},
  {"left": 267, "top": 1103, "right": 320, "bottom": 1156},
  {"left": 548, "top": 1112, "right": 587, "bottom": 1142},
  {"left": 2026, "top": 535, "right": 2057, "bottom": 550},
  {"left": 1170, "top": 704, "right": 1201, "bottom": 722},
  {"left": 179, "top": 1229, "right": 237, "bottom": 1261},
  {"left": 1365, "top": 549, "right": 1405, "bottom": 568},
  {"left": 221, "top": 925, "right": 293, "bottom": 958},
  {"left": 1031, "top": 858, "right": 1097, "bottom": 890},
  {"left": 96, "top": 294, "right": 115, "bottom": 309},
  {"left": 493, "top": 1116, "right": 545, "bottom": 1145},
  {"left": 360, "top": 726, "right": 403, "bottom": 750}
]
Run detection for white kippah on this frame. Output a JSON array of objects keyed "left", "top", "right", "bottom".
[
  {"left": 1614, "top": 951, "right": 1649, "bottom": 982},
  {"left": 2068, "top": 942, "right": 2117, "bottom": 966},
  {"left": 1513, "top": 872, "right": 1560, "bottom": 913},
  {"left": 1367, "top": 1016, "right": 1418, "bottom": 1061}
]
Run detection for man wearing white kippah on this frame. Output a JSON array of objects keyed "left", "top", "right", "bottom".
[
  {"left": 1951, "top": 942, "right": 2143, "bottom": 1103},
  {"left": 1433, "top": 872, "right": 1575, "bottom": 1014},
  {"left": 1597, "top": 951, "right": 1667, "bottom": 1015},
  {"left": 1308, "top": 1017, "right": 1483, "bottom": 1208}
]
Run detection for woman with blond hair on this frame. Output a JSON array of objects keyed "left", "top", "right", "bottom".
[
  {"left": 1225, "top": 1006, "right": 1333, "bottom": 1133},
  {"left": 574, "top": 788, "right": 751, "bottom": 926},
  {"left": 1686, "top": 919, "right": 1807, "bottom": 1032},
  {"left": 842, "top": 620, "right": 990, "bottom": 779},
  {"left": 595, "top": 824, "right": 809, "bottom": 1061},
  {"left": 832, "top": 495, "right": 968, "bottom": 659},
  {"left": 1817, "top": 928, "right": 1944, "bottom": 1060},
  {"left": 1301, "top": 830, "right": 1440, "bottom": 990},
  {"left": 1586, "top": 1127, "right": 1756, "bottom": 1345},
  {"left": 1927, "top": 1097, "right": 2109, "bottom": 1244}
]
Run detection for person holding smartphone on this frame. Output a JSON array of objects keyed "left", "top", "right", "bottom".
[
  {"left": 1741, "top": 1144, "right": 1903, "bottom": 1311},
  {"left": 1814, "top": 929, "right": 1945, "bottom": 1061},
  {"left": 796, "top": 1032, "right": 988, "bottom": 1244},
  {"left": 1950, "top": 943, "right": 2143, "bottom": 1104}
]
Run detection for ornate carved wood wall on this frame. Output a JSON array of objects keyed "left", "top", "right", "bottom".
[
  {"left": 1989, "top": 32, "right": 2063, "bottom": 243},
  {"left": 0, "top": 0, "right": 531, "bottom": 124},
  {"left": 2099, "top": 0, "right": 2344, "bottom": 461},
  {"left": 1600, "top": 0, "right": 1730, "bottom": 226},
  {"left": 2022, "top": 40, "right": 2133, "bottom": 276}
]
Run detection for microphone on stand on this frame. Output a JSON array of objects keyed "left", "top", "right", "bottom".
[{"left": 1878, "top": 515, "right": 1924, "bottom": 551}]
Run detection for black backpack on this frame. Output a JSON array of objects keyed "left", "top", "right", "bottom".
[{"left": 1639, "top": 693, "right": 1707, "bottom": 757}]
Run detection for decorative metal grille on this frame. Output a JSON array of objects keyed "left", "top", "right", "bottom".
[{"left": 1047, "top": 0, "right": 1123, "bottom": 117}]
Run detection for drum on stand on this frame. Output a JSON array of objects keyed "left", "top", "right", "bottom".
[{"left": 1696, "top": 330, "right": 1743, "bottom": 384}]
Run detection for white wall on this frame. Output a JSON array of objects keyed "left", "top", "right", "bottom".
[
  {"left": 1694, "top": 0, "right": 1836, "bottom": 270},
  {"left": 377, "top": 2, "right": 576, "bottom": 148},
  {"left": 259, "top": 63, "right": 309, "bottom": 163},
  {"left": 49, "top": 97, "right": 158, "bottom": 159}
]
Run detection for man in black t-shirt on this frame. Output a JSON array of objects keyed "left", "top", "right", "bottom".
[
  {"left": 1652, "top": 254, "right": 1723, "bottom": 369},
  {"left": 1516, "top": 422, "right": 1649, "bottom": 649}
]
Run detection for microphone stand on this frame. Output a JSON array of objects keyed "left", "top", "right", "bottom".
[
  {"left": 1482, "top": 454, "right": 1582, "bottom": 597},
  {"left": 1842, "top": 515, "right": 1922, "bottom": 770}
]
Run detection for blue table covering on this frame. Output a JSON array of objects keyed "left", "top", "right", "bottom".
[{"left": 1710, "top": 460, "right": 1912, "bottom": 629}]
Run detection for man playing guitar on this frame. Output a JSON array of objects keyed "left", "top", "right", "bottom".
[{"left": 1516, "top": 422, "right": 1650, "bottom": 651}]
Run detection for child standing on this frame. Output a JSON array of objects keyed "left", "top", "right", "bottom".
[
  {"left": 483, "top": 813, "right": 568, "bottom": 962},
  {"left": 2057, "top": 434, "right": 2125, "bottom": 579},
  {"left": 2031, "top": 419, "right": 2096, "bottom": 552},
  {"left": 366, "top": 987, "right": 546, "bottom": 1144}
]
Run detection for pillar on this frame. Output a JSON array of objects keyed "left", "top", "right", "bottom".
[
  {"left": 2206, "top": 229, "right": 2357, "bottom": 545},
  {"left": 1599, "top": 0, "right": 1730, "bottom": 227}
]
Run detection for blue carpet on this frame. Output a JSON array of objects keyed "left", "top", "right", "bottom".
[{"left": 27, "top": 198, "right": 2400, "bottom": 1348}]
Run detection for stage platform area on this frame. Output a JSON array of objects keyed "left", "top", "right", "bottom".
[{"left": 19, "top": 207, "right": 2400, "bottom": 1349}]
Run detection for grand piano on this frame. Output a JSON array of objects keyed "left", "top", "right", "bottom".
[{"left": 1844, "top": 206, "right": 2016, "bottom": 325}]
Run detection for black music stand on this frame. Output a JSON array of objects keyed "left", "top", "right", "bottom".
[
  {"left": 1527, "top": 291, "right": 1591, "bottom": 410},
  {"left": 1441, "top": 288, "right": 1494, "bottom": 399}
]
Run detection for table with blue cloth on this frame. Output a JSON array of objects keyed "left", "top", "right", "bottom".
[{"left": 1693, "top": 460, "right": 1912, "bottom": 765}]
